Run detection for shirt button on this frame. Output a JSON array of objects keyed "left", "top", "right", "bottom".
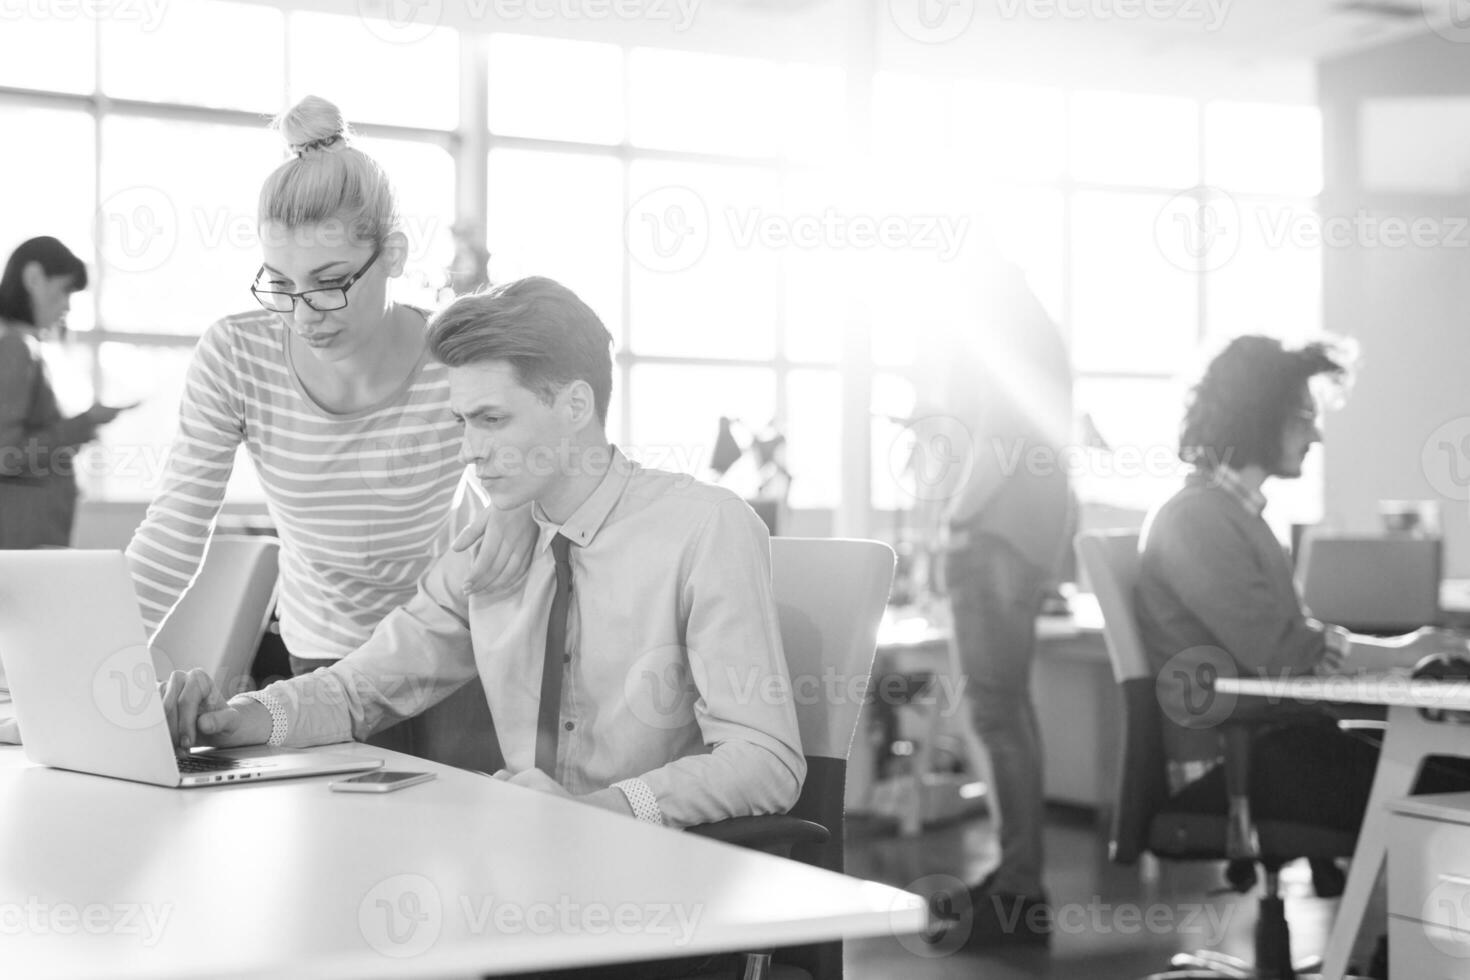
[
  {"left": 563, "top": 721, "right": 574, "bottom": 731},
  {"left": 563, "top": 654, "right": 570, "bottom": 663}
]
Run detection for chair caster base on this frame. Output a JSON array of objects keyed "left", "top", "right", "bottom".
[{"left": 1139, "top": 947, "right": 1373, "bottom": 980}]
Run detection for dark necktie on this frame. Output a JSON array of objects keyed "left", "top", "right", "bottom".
[{"left": 535, "top": 533, "right": 573, "bottom": 774}]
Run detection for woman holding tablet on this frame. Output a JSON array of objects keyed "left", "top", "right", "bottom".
[{"left": 0, "top": 237, "right": 131, "bottom": 550}]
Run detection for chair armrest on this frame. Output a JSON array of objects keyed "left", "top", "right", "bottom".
[{"left": 686, "top": 815, "right": 831, "bottom": 858}]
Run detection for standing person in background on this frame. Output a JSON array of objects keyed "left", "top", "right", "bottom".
[
  {"left": 0, "top": 237, "right": 131, "bottom": 549},
  {"left": 126, "top": 96, "right": 533, "bottom": 684},
  {"left": 923, "top": 258, "right": 1073, "bottom": 948}
]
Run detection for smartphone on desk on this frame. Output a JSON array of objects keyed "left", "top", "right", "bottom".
[{"left": 329, "top": 770, "right": 436, "bottom": 793}]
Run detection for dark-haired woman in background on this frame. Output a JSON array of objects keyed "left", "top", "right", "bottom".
[{"left": 0, "top": 237, "right": 130, "bottom": 549}]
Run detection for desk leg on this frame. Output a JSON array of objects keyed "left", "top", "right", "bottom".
[
  {"left": 899, "top": 693, "right": 946, "bottom": 838},
  {"left": 1320, "top": 708, "right": 1465, "bottom": 980}
]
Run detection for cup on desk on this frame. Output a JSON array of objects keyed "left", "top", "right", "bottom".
[{"left": 1379, "top": 499, "right": 1441, "bottom": 537}]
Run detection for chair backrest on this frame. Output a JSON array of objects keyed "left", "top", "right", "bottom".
[
  {"left": 1075, "top": 531, "right": 1149, "bottom": 684},
  {"left": 406, "top": 537, "right": 897, "bottom": 804},
  {"left": 769, "top": 537, "right": 895, "bottom": 980},
  {"left": 151, "top": 535, "right": 280, "bottom": 696},
  {"left": 1074, "top": 531, "right": 1167, "bottom": 865}
]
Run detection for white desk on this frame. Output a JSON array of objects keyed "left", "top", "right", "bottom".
[
  {"left": 1385, "top": 792, "right": 1470, "bottom": 976},
  {"left": 0, "top": 740, "right": 927, "bottom": 979},
  {"left": 1214, "top": 673, "right": 1470, "bottom": 980},
  {"left": 859, "top": 597, "right": 1114, "bottom": 833}
]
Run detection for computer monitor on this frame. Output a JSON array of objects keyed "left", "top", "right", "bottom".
[{"left": 1297, "top": 534, "right": 1442, "bottom": 635}]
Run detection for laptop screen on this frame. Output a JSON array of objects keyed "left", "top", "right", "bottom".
[{"left": 1297, "top": 535, "right": 1443, "bottom": 634}]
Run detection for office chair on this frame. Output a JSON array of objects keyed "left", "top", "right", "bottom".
[
  {"left": 396, "top": 675, "right": 506, "bottom": 773},
  {"left": 151, "top": 534, "right": 281, "bottom": 697},
  {"left": 1076, "top": 531, "right": 1365, "bottom": 980},
  {"left": 687, "top": 537, "right": 898, "bottom": 980}
]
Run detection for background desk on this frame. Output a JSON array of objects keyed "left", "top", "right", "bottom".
[
  {"left": 1215, "top": 673, "right": 1470, "bottom": 980},
  {"left": 0, "top": 740, "right": 926, "bottom": 979},
  {"left": 1386, "top": 791, "right": 1470, "bottom": 977},
  {"left": 853, "top": 597, "right": 1116, "bottom": 830}
]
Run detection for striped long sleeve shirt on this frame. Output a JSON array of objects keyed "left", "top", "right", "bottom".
[{"left": 126, "top": 309, "right": 468, "bottom": 661}]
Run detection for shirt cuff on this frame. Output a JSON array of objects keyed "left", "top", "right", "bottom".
[
  {"left": 238, "top": 690, "right": 288, "bottom": 747},
  {"left": 612, "top": 777, "right": 663, "bottom": 825}
]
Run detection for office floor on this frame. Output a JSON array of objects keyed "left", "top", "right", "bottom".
[{"left": 844, "top": 807, "right": 1345, "bottom": 980}]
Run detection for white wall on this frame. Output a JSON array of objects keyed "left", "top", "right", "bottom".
[{"left": 1320, "top": 33, "right": 1470, "bottom": 576}]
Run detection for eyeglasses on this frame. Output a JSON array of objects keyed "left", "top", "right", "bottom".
[
  {"left": 1291, "top": 407, "right": 1322, "bottom": 430},
  {"left": 250, "top": 245, "right": 382, "bottom": 314}
]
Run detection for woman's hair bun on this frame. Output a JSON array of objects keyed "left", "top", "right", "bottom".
[
  {"left": 259, "top": 94, "right": 396, "bottom": 244},
  {"left": 276, "top": 95, "right": 351, "bottom": 156}
]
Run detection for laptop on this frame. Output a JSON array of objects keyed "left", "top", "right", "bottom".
[
  {"left": 0, "top": 551, "right": 382, "bottom": 788},
  {"left": 1297, "top": 534, "right": 1443, "bottom": 635}
]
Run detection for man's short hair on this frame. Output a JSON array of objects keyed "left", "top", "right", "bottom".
[
  {"left": 1180, "top": 335, "right": 1354, "bottom": 472},
  {"left": 428, "top": 277, "right": 614, "bottom": 422}
]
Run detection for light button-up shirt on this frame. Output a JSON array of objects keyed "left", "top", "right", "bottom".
[{"left": 255, "top": 447, "right": 805, "bottom": 829}]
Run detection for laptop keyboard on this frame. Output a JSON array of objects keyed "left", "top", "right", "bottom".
[{"left": 176, "top": 754, "right": 250, "bottom": 774}]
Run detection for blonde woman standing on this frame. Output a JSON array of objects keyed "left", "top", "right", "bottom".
[{"left": 128, "top": 96, "right": 531, "bottom": 702}]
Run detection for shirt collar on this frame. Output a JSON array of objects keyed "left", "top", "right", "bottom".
[
  {"left": 1202, "top": 464, "right": 1267, "bottom": 517},
  {"left": 531, "top": 445, "right": 637, "bottom": 551}
]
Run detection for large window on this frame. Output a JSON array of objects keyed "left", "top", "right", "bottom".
[
  {"left": 0, "top": 2, "right": 461, "bottom": 501},
  {"left": 99, "top": 2, "right": 285, "bottom": 111},
  {"left": 867, "top": 75, "right": 1324, "bottom": 525},
  {"left": 97, "top": 116, "right": 281, "bottom": 334},
  {"left": 486, "top": 48, "right": 847, "bottom": 508},
  {"left": 2, "top": 8, "right": 1324, "bottom": 531}
]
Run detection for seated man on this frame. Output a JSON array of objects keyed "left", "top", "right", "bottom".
[
  {"left": 161, "top": 276, "right": 805, "bottom": 831},
  {"left": 1140, "top": 336, "right": 1466, "bottom": 798},
  {"left": 1136, "top": 335, "right": 1470, "bottom": 957}
]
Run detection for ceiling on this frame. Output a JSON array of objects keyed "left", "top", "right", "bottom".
[
  {"left": 861, "top": 0, "right": 1449, "bottom": 98},
  {"left": 969, "top": 0, "right": 1434, "bottom": 60},
  {"left": 312, "top": 0, "right": 1454, "bottom": 98},
  {"left": 719, "top": 0, "right": 1440, "bottom": 56}
]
